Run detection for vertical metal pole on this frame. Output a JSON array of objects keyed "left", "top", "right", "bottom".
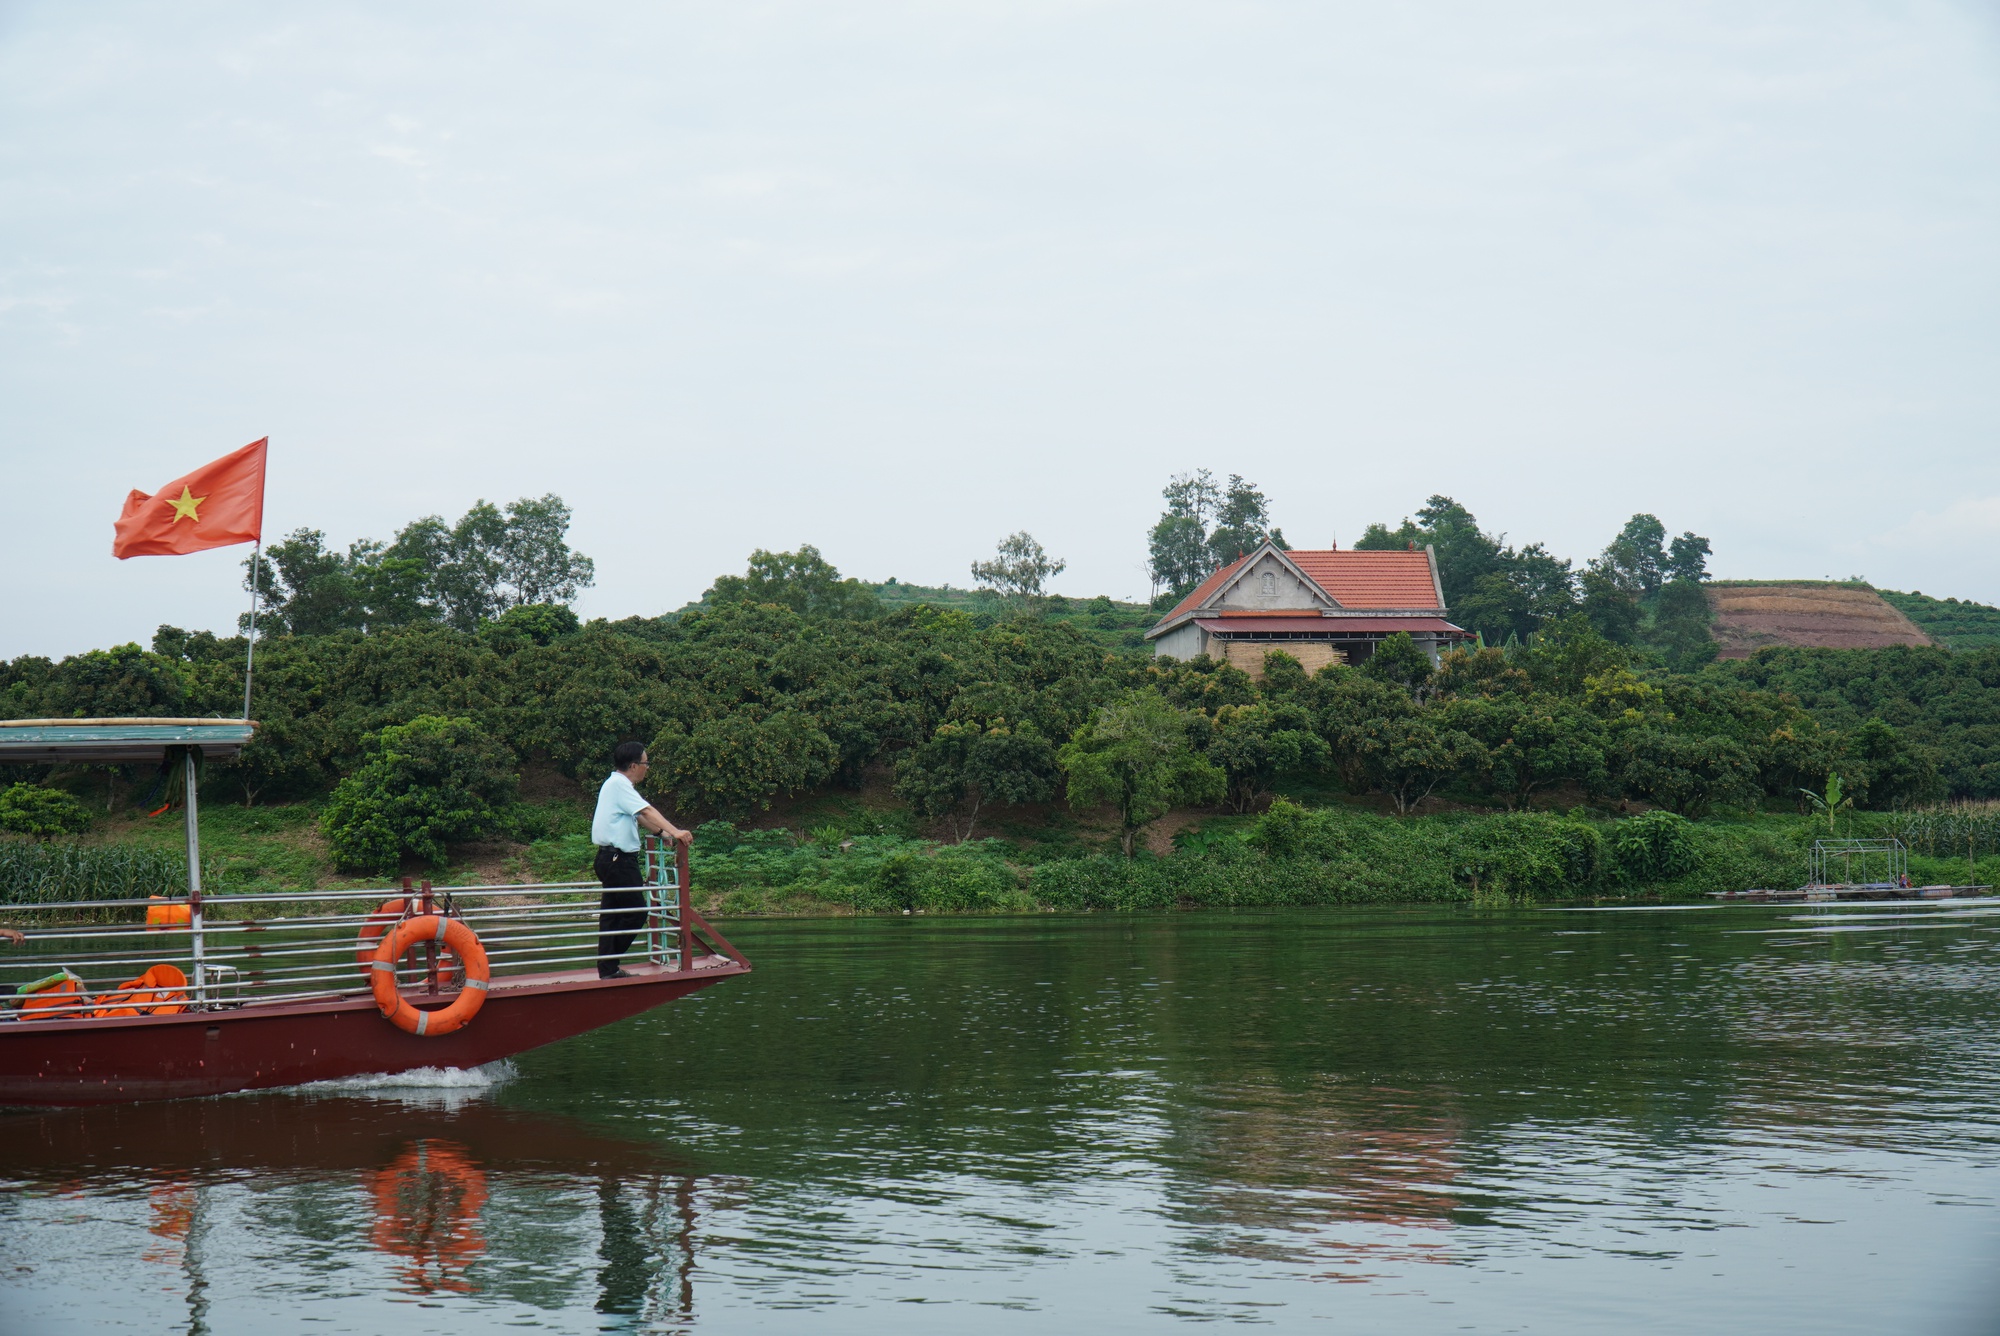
[
  {"left": 643, "top": 835, "right": 663, "bottom": 964},
  {"left": 242, "top": 541, "right": 262, "bottom": 721},
  {"left": 183, "top": 749, "right": 206, "bottom": 1008},
  {"left": 676, "top": 841, "right": 692, "bottom": 971},
  {"left": 422, "top": 880, "right": 438, "bottom": 995}
]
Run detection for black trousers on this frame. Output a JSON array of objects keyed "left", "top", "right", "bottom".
[{"left": 594, "top": 846, "right": 647, "bottom": 978}]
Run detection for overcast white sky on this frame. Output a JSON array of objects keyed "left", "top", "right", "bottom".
[{"left": 4, "top": 1, "right": 1998, "bottom": 659}]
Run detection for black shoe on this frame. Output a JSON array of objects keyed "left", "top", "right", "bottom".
[{"left": 600, "top": 968, "right": 632, "bottom": 980}]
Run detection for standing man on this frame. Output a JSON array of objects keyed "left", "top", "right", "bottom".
[{"left": 593, "top": 741, "right": 692, "bottom": 979}]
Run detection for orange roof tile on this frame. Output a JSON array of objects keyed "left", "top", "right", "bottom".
[
  {"left": 1157, "top": 555, "right": 1247, "bottom": 625},
  {"left": 1289, "top": 550, "right": 1440, "bottom": 609},
  {"left": 1152, "top": 547, "right": 1441, "bottom": 630}
]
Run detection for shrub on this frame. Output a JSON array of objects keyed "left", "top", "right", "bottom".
[
  {"left": 320, "top": 715, "right": 518, "bottom": 872},
  {"left": 0, "top": 784, "right": 92, "bottom": 840},
  {"left": 1453, "top": 813, "right": 1606, "bottom": 901},
  {"left": 1610, "top": 810, "right": 1700, "bottom": 882},
  {"left": 1245, "top": 798, "right": 1310, "bottom": 857}
]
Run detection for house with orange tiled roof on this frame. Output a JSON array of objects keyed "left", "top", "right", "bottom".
[{"left": 1146, "top": 540, "right": 1472, "bottom": 675}]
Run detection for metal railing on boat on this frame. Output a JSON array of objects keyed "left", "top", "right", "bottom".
[{"left": 0, "top": 834, "right": 732, "bottom": 1021}]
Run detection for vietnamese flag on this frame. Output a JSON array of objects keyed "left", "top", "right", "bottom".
[{"left": 112, "top": 438, "right": 267, "bottom": 559}]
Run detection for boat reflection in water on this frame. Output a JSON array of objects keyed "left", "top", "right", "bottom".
[{"left": 0, "top": 1078, "right": 713, "bottom": 1329}]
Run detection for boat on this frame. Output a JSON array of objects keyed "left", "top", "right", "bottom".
[{"left": 0, "top": 718, "right": 750, "bottom": 1106}]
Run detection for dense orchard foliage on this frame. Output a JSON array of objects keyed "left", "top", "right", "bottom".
[{"left": 1, "top": 591, "right": 1978, "bottom": 845}]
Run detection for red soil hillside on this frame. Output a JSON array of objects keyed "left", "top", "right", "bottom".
[{"left": 1705, "top": 583, "right": 1934, "bottom": 659}]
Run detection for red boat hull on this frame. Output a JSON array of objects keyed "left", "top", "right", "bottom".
[{"left": 0, "top": 960, "right": 748, "bottom": 1106}]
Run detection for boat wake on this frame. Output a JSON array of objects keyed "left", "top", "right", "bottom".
[{"left": 258, "top": 1060, "right": 519, "bottom": 1108}]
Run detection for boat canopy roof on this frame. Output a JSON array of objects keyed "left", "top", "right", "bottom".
[{"left": 0, "top": 718, "right": 257, "bottom": 763}]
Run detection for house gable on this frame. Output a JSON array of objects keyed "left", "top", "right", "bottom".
[{"left": 1204, "top": 546, "right": 1337, "bottom": 613}]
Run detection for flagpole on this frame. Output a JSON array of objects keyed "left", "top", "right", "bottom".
[{"left": 241, "top": 540, "right": 261, "bottom": 721}]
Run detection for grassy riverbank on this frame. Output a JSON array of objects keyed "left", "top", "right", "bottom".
[{"left": 9, "top": 796, "right": 1996, "bottom": 919}]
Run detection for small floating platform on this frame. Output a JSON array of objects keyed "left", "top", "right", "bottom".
[{"left": 1710, "top": 883, "right": 1995, "bottom": 903}]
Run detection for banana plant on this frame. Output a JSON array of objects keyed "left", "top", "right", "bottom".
[{"left": 1800, "top": 772, "right": 1852, "bottom": 836}]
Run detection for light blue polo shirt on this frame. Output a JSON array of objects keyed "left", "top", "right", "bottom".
[{"left": 591, "top": 771, "right": 652, "bottom": 852}]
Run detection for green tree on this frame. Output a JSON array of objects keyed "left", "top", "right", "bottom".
[
  {"left": 1434, "top": 645, "right": 1532, "bottom": 699},
  {"left": 1517, "top": 614, "right": 1628, "bottom": 697},
  {"left": 401, "top": 495, "right": 597, "bottom": 629},
  {"left": 649, "top": 710, "right": 839, "bottom": 817},
  {"left": 1848, "top": 719, "right": 1942, "bottom": 809},
  {"left": 1605, "top": 514, "right": 1668, "bottom": 594},
  {"left": 1453, "top": 694, "right": 1608, "bottom": 810},
  {"left": 1617, "top": 730, "right": 1757, "bottom": 818},
  {"left": 1060, "top": 693, "right": 1226, "bottom": 855},
  {"left": 1339, "top": 712, "right": 1486, "bottom": 815},
  {"left": 488, "top": 602, "right": 581, "bottom": 646},
  {"left": 705, "top": 545, "right": 881, "bottom": 619},
  {"left": 1666, "top": 532, "right": 1712, "bottom": 584},
  {"left": 1648, "top": 578, "right": 1718, "bottom": 672},
  {"left": 1205, "top": 701, "right": 1329, "bottom": 813},
  {"left": 247, "top": 529, "right": 365, "bottom": 635},
  {"left": 1578, "top": 561, "right": 1642, "bottom": 644},
  {"left": 1360, "top": 632, "right": 1435, "bottom": 697},
  {"left": 970, "top": 532, "right": 1067, "bottom": 606},
  {"left": 0, "top": 784, "right": 91, "bottom": 839},
  {"left": 246, "top": 496, "right": 594, "bottom": 635},
  {"left": 348, "top": 540, "right": 439, "bottom": 629},
  {"left": 1455, "top": 572, "right": 1531, "bottom": 645},
  {"left": 320, "top": 715, "right": 518, "bottom": 872},
  {"left": 1205, "top": 474, "right": 1287, "bottom": 567},
  {"left": 1353, "top": 497, "right": 1573, "bottom": 636},
  {"left": 1148, "top": 470, "right": 1221, "bottom": 602},
  {"left": 895, "top": 716, "right": 1060, "bottom": 841}
]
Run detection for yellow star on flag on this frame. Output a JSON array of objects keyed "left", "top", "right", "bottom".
[{"left": 166, "top": 485, "right": 205, "bottom": 524}]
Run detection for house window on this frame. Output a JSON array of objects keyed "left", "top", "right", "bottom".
[{"left": 1260, "top": 571, "right": 1276, "bottom": 601}]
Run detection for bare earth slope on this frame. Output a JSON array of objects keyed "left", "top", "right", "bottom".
[{"left": 1706, "top": 583, "right": 1934, "bottom": 659}]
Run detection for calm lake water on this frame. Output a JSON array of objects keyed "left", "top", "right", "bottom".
[{"left": 6, "top": 903, "right": 2000, "bottom": 1334}]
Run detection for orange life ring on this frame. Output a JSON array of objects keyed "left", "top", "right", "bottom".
[
  {"left": 356, "top": 898, "right": 411, "bottom": 968},
  {"left": 356, "top": 899, "right": 461, "bottom": 980},
  {"left": 370, "top": 915, "right": 490, "bottom": 1037}
]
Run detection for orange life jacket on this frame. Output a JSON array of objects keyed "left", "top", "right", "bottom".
[{"left": 92, "top": 964, "right": 190, "bottom": 1018}]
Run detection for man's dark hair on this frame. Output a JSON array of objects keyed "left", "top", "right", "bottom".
[{"left": 612, "top": 740, "right": 647, "bottom": 772}]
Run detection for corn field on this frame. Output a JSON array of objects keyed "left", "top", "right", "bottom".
[
  {"left": 0, "top": 840, "right": 217, "bottom": 906},
  {"left": 1891, "top": 803, "right": 2000, "bottom": 859}
]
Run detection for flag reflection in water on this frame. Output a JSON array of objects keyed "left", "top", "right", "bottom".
[
  {"left": 366, "top": 1139, "right": 489, "bottom": 1295},
  {"left": 142, "top": 1179, "right": 199, "bottom": 1268}
]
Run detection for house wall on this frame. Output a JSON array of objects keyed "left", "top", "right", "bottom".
[
  {"left": 1208, "top": 552, "right": 1327, "bottom": 612},
  {"left": 1151, "top": 622, "right": 1207, "bottom": 660},
  {"left": 1221, "top": 641, "right": 1345, "bottom": 678}
]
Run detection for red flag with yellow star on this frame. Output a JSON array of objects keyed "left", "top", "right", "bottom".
[{"left": 112, "top": 438, "right": 267, "bottom": 558}]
